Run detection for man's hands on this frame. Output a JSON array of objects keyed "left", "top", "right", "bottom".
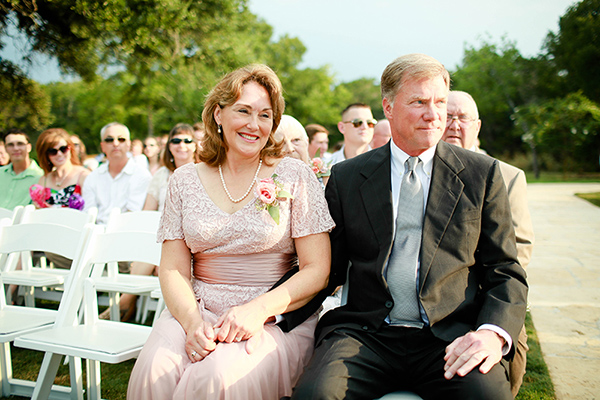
[{"left": 443, "top": 329, "right": 505, "bottom": 380}]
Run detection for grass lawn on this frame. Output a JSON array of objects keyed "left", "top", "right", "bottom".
[
  {"left": 1, "top": 311, "right": 555, "bottom": 400},
  {"left": 576, "top": 191, "right": 600, "bottom": 207},
  {"left": 525, "top": 171, "right": 600, "bottom": 183}
]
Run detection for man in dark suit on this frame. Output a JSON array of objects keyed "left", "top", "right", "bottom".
[{"left": 291, "top": 54, "right": 528, "bottom": 399}]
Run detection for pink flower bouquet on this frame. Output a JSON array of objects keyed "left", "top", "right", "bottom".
[{"left": 29, "top": 184, "right": 51, "bottom": 208}]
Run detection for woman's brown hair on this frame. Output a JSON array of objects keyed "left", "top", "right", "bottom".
[
  {"left": 200, "top": 64, "right": 285, "bottom": 167},
  {"left": 36, "top": 128, "right": 81, "bottom": 174}
]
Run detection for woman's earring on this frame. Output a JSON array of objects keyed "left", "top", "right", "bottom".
[{"left": 217, "top": 125, "right": 222, "bottom": 135}]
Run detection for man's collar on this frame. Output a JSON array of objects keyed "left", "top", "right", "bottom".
[{"left": 390, "top": 140, "right": 436, "bottom": 176}]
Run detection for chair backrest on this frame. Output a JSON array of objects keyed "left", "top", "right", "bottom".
[
  {"left": 21, "top": 204, "right": 97, "bottom": 228},
  {"left": 54, "top": 228, "right": 162, "bottom": 327},
  {"left": 0, "top": 206, "right": 24, "bottom": 224},
  {"left": 105, "top": 208, "right": 161, "bottom": 234},
  {"left": 0, "top": 219, "right": 95, "bottom": 273}
]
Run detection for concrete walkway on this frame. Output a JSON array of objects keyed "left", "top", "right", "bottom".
[{"left": 526, "top": 183, "right": 600, "bottom": 400}]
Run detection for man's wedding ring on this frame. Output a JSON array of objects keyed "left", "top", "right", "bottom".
[{"left": 190, "top": 350, "right": 198, "bottom": 357}]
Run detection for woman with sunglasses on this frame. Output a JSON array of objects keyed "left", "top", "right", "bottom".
[
  {"left": 103, "top": 124, "right": 200, "bottom": 322},
  {"left": 30, "top": 128, "right": 90, "bottom": 209}
]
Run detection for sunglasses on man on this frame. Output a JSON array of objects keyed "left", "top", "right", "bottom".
[
  {"left": 169, "top": 138, "right": 194, "bottom": 144},
  {"left": 47, "top": 145, "right": 70, "bottom": 156},
  {"left": 104, "top": 137, "right": 128, "bottom": 144},
  {"left": 343, "top": 119, "right": 377, "bottom": 128}
]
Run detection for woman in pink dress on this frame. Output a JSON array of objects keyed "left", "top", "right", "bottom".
[{"left": 127, "top": 64, "right": 334, "bottom": 400}]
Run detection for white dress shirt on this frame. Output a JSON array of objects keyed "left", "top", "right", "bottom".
[{"left": 83, "top": 158, "right": 152, "bottom": 224}]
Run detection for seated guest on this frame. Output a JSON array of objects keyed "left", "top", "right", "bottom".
[
  {"left": 128, "top": 64, "right": 334, "bottom": 399},
  {"left": 107, "top": 123, "right": 200, "bottom": 321},
  {"left": 371, "top": 119, "right": 392, "bottom": 149},
  {"left": 330, "top": 103, "right": 376, "bottom": 165},
  {"left": 143, "top": 136, "right": 162, "bottom": 175},
  {"left": 274, "top": 115, "right": 310, "bottom": 164},
  {"left": 0, "top": 140, "right": 10, "bottom": 166},
  {"left": 1, "top": 129, "right": 43, "bottom": 209},
  {"left": 305, "top": 123, "right": 332, "bottom": 162},
  {"left": 30, "top": 128, "right": 90, "bottom": 210},
  {"left": 82, "top": 122, "right": 152, "bottom": 225}
]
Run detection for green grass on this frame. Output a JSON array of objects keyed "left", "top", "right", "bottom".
[
  {"left": 2, "top": 311, "right": 554, "bottom": 400},
  {"left": 525, "top": 171, "right": 600, "bottom": 183},
  {"left": 576, "top": 191, "right": 600, "bottom": 207}
]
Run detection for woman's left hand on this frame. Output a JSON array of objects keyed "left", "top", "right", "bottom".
[{"left": 213, "top": 301, "right": 269, "bottom": 346}]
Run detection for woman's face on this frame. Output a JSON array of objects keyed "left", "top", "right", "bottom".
[
  {"left": 168, "top": 133, "right": 196, "bottom": 168},
  {"left": 214, "top": 81, "right": 273, "bottom": 161},
  {"left": 47, "top": 138, "right": 71, "bottom": 169},
  {"left": 143, "top": 138, "right": 160, "bottom": 159}
]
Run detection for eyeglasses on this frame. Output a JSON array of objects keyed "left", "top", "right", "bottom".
[
  {"left": 103, "top": 137, "right": 128, "bottom": 144},
  {"left": 169, "top": 138, "right": 194, "bottom": 145},
  {"left": 446, "top": 114, "right": 477, "bottom": 125},
  {"left": 47, "top": 145, "right": 70, "bottom": 156},
  {"left": 6, "top": 141, "right": 28, "bottom": 149},
  {"left": 343, "top": 119, "right": 377, "bottom": 128}
]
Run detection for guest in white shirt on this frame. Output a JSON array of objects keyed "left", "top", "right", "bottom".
[{"left": 82, "top": 122, "right": 152, "bottom": 225}]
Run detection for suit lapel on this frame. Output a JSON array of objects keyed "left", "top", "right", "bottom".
[
  {"left": 359, "top": 145, "right": 394, "bottom": 257},
  {"left": 419, "top": 142, "right": 465, "bottom": 289}
]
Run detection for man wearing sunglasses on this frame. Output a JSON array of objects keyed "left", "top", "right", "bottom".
[
  {"left": 82, "top": 122, "right": 151, "bottom": 227},
  {"left": 0, "top": 129, "right": 43, "bottom": 209},
  {"left": 330, "top": 103, "right": 376, "bottom": 165},
  {"left": 442, "top": 90, "right": 534, "bottom": 398}
]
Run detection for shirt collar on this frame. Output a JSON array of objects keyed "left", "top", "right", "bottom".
[{"left": 390, "top": 140, "right": 436, "bottom": 178}]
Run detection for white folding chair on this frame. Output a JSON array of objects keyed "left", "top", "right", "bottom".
[
  {"left": 92, "top": 208, "right": 162, "bottom": 322},
  {"left": 15, "top": 228, "right": 161, "bottom": 400},
  {"left": 2, "top": 205, "right": 98, "bottom": 306},
  {"left": 0, "top": 219, "right": 95, "bottom": 399}
]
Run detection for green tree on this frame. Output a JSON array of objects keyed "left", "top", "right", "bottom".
[
  {"left": 452, "top": 37, "right": 562, "bottom": 157},
  {"left": 546, "top": 0, "right": 600, "bottom": 102},
  {"left": 514, "top": 92, "right": 600, "bottom": 173}
]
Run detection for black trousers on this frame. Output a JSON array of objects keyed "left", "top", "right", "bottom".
[{"left": 291, "top": 325, "right": 512, "bottom": 400}]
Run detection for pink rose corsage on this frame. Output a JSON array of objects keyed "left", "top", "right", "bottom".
[
  {"left": 310, "top": 157, "right": 331, "bottom": 179},
  {"left": 29, "top": 184, "right": 52, "bottom": 208},
  {"left": 255, "top": 174, "right": 293, "bottom": 224}
]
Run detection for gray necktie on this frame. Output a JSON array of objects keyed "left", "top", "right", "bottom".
[{"left": 387, "top": 156, "right": 424, "bottom": 328}]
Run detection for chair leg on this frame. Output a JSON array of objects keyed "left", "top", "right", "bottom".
[
  {"left": 31, "top": 352, "right": 63, "bottom": 400},
  {"left": 1, "top": 342, "right": 13, "bottom": 397},
  {"left": 85, "top": 359, "right": 101, "bottom": 400},
  {"left": 67, "top": 356, "right": 84, "bottom": 400},
  {"left": 153, "top": 297, "right": 165, "bottom": 325},
  {"left": 24, "top": 286, "right": 35, "bottom": 307}
]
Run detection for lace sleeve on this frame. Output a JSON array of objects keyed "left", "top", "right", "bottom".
[
  {"left": 289, "top": 160, "right": 335, "bottom": 238},
  {"left": 156, "top": 168, "right": 184, "bottom": 243}
]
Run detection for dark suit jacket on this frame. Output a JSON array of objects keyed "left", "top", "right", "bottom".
[{"left": 311, "top": 141, "right": 528, "bottom": 358}]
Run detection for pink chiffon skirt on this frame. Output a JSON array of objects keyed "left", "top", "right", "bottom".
[{"left": 127, "top": 301, "right": 317, "bottom": 400}]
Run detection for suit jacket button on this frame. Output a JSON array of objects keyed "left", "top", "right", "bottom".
[
  {"left": 385, "top": 301, "right": 393, "bottom": 309},
  {"left": 362, "top": 325, "right": 369, "bottom": 331}
]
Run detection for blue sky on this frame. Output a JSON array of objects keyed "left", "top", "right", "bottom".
[{"left": 1, "top": 0, "right": 577, "bottom": 84}]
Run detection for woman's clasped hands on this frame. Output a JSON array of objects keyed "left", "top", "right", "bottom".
[{"left": 186, "top": 302, "right": 270, "bottom": 363}]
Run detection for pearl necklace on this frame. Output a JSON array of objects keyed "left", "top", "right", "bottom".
[{"left": 218, "top": 159, "right": 262, "bottom": 203}]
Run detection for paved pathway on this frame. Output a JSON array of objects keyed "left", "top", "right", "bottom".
[{"left": 526, "top": 183, "right": 600, "bottom": 400}]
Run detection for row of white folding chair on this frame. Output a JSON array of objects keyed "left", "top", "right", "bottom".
[
  {"left": 2, "top": 205, "right": 98, "bottom": 307},
  {"left": 0, "top": 206, "right": 24, "bottom": 271},
  {"left": 91, "top": 208, "right": 162, "bottom": 323},
  {"left": 0, "top": 218, "right": 96, "bottom": 399},
  {"left": 15, "top": 224, "right": 162, "bottom": 400}
]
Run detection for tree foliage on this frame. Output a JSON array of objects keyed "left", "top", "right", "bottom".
[{"left": 546, "top": 0, "right": 600, "bottom": 102}]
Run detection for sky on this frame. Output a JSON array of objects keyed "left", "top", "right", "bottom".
[{"left": 1, "top": 0, "right": 578, "bottom": 84}]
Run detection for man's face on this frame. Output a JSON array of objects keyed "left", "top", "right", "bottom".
[
  {"left": 442, "top": 92, "right": 482, "bottom": 150},
  {"left": 383, "top": 75, "right": 448, "bottom": 156},
  {"left": 371, "top": 120, "right": 392, "bottom": 149},
  {"left": 308, "top": 132, "right": 329, "bottom": 158},
  {"left": 338, "top": 107, "right": 375, "bottom": 147},
  {"left": 100, "top": 125, "right": 130, "bottom": 162},
  {"left": 4, "top": 134, "right": 31, "bottom": 164}
]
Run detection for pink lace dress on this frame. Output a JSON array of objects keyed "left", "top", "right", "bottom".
[{"left": 127, "top": 157, "right": 334, "bottom": 400}]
